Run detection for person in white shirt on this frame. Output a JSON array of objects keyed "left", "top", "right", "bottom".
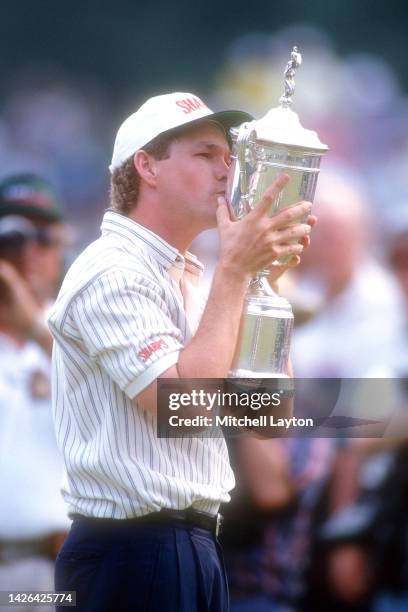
[
  {"left": 292, "top": 169, "right": 405, "bottom": 378},
  {"left": 290, "top": 170, "right": 406, "bottom": 609},
  {"left": 49, "top": 92, "right": 316, "bottom": 612},
  {"left": 0, "top": 174, "right": 70, "bottom": 611}
]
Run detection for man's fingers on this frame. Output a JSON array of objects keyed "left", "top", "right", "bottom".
[
  {"left": 253, "top": 174, "right": 290, "bottom": 217},
  {"left": 264, "top": 254, "right": 301, "bottom": 282},
  {"left": 216, "top": 196, "right": 232, "bottom": 228},
  {"left": 307, "top": 214, "right": 317, "bottom": 228},
  {"left": 272, "top": 223, "right": 311, "bottom": 244},
  {"left": 227, "top": 201, "right": 238, "bottom": 222},
  {"left": 265, "top": 262, "right": 288, "bottom": 275},
  {"left": 273, "top": 242, "right": 304, "bottom": 258},
  {"left": 270, "top": 255, "right": 301, "bottom": 269},
  {"left": 286, "top": 255, "right": 301, "bottom": 267},
  {"left": 270, "top": 201, "right": 312, "bottom": 230}
]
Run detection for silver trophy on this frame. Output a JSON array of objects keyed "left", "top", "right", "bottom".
[{"left": 228, "top": 46, "right": 328, "bottom": 378}]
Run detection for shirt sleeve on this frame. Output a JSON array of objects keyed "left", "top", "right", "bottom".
[{"left": 70, "top": 267, "right": 183, "bottom": 398}]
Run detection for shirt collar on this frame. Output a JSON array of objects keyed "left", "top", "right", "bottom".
[
  {"left": 100, "top": 210, "right": 204, "bottom": 275},
  {"left": 101, "top": 210, "right": 179, "bottom": 270}
]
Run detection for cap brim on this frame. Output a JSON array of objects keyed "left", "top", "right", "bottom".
[{"left": 209, "top": 110, "right": 254, "bottom": 131}]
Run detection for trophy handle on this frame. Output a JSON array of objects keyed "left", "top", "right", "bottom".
[{"left": 235, "top": 122, "right": 257, "bottom": 216}]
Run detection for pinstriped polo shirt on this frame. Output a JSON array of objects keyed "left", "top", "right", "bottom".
[{"left": 48, "top": 210, "right": 235, "bottom": 519}]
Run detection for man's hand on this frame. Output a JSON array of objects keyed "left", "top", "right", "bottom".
[
  {"left": 0, "top": 260, "right": 40, "bottom": 333},
  {"left": 216, "top": 174, "right": 314, "bottom": 280},
  {"left": 266, "top": 213, "right": 317, "bottom": 287},
  {"left": 0, "top": 259, "right": 53, "bottom": 354}
]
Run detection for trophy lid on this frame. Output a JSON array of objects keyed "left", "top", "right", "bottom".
[{"left": 251, "top": 46, "right": 328, "bottom": 152}]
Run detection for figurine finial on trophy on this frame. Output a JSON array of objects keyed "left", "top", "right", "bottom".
[{"left": 279, "top": 46, "right": 302, "bottom": 108}]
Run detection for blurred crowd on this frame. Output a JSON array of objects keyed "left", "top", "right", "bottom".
[{"left": 1, "top": 23, "right": 408, "bottom": 612}]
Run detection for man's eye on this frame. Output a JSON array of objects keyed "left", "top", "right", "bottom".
[{"left": 197, "top": 152, "right": 210, "bottom": 158}]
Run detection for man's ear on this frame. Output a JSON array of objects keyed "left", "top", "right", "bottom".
[{"left": 133, "top": 150, "right": 159, "bottom": 187}]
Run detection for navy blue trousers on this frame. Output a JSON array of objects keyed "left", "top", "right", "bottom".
[{"left": 55, "top": 516, "right": 229, "bottom": 612}]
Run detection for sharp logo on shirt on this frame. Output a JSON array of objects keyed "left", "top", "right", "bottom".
[
  {"left": 175, "top": 97, "right": 208, "bottom": 114},
  {"left": 138, "top": 339, "right": 169, "bottom": 362}
]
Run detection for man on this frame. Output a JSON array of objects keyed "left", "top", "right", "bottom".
[
  {"left": 292, "top": 169, "right": 405, "bottom": 378},
  {"left": 49, "top": 92, "right": 314, "bottom": 612},
  {"left": 289, "top": 170, "right": 407, "bottom": 609},
  {"left": 0, "top": 174, "right": 69, "bottom": 610}
]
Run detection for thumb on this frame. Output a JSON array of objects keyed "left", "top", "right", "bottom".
[{"left": 216, "top": 196, "right": 232, "bottom": 228}]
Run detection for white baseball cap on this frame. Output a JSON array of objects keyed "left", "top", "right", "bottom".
[{"left": 109, "top": 92, "right": 253, "bottom": 172}]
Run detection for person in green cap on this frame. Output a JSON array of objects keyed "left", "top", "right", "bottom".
[
  {"left": 0, "top": 172, "right": 66, "bottom": 354},
  {"left": 0, "top": 172, "right": 70, "bottom": 603}
]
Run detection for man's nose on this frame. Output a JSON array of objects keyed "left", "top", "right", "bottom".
[{"left": 215, "top": 158, "right": 229, "bottom": 181}]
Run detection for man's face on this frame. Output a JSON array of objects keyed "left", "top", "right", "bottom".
[{"left": 154, "top": 121, "right": 231, "bottom": 230}]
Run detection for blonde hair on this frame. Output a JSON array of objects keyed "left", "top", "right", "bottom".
[{"left": 109, "top": 131, "right": 176, "bottom": 215}]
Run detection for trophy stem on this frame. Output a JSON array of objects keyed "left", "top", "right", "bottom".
[
  {"left": 248, "top": 275, "right": 278, "bottom": 297},
  {"left": 230, "top": 277, "right": 294, "bottom": 378}
]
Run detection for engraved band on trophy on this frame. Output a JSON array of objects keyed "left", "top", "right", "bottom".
[{"left": 228, "top": 46, "right": 328, "bottom": 378}]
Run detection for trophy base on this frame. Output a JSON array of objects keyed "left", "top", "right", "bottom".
[{"left": 230, "top": 281, "right": 294, "bottom": 378}]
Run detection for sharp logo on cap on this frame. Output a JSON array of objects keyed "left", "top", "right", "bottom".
[{"left": 176, "top": 97, "right": 208, "bottom": 114}]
